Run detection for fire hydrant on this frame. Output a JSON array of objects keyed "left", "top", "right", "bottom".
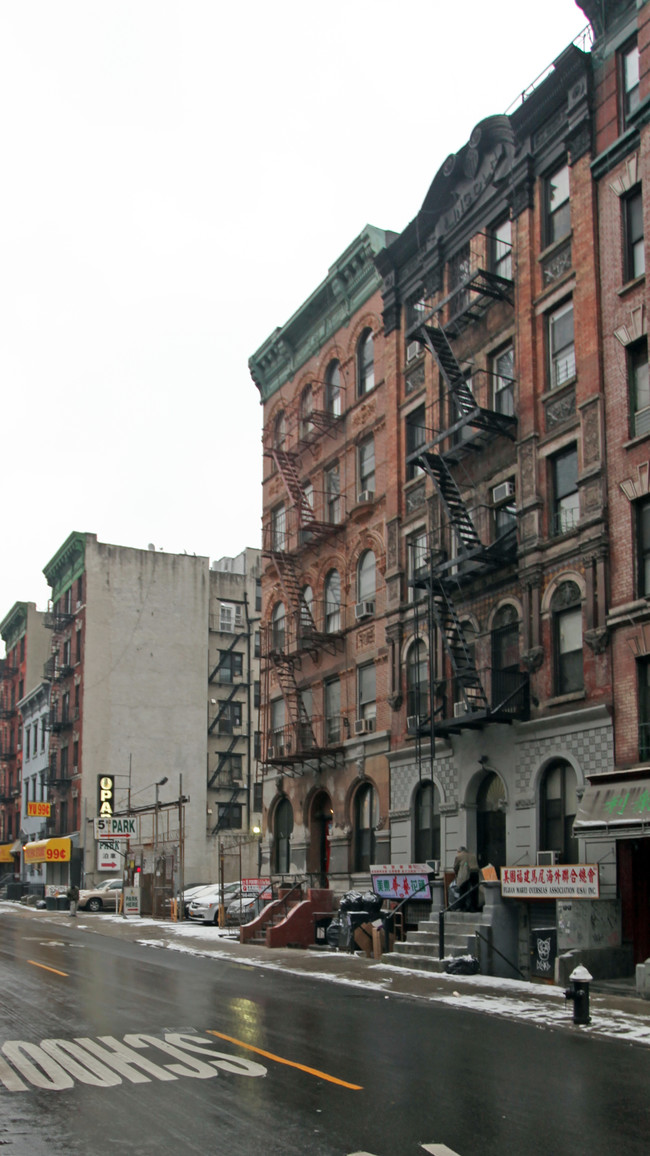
[{"left": 564, "top": 963, "right": 593, "bottom": 1025}]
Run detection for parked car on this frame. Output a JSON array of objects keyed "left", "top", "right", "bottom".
[
  {"left": 188, "top": 882, "right": 241, "bottom": 924},
  {"left": 78, "top": 878, "right": 123, "bottom": 912},
  {"left": 226, "top": 886, "right": 272, "bottom": 925}
]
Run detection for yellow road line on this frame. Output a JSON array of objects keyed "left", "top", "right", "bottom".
[
  {"left": 27, "top": 959, "right": 69, "bottom": 977},
  {"left": 207, "top": 1029, "right": 362, "bottom": 1090}
]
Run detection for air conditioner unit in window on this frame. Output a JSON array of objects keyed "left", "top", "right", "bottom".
[
  {"left": 492, "top": 480, "right": 515, "bottom": 504},
  {"left": 354, "top": 718, "right": 375, "bottom": 736},
  {"left": 537, "top": 850, "right": 558, "bottom": 866},
  {"left": 355, "top": 601, "right": 375, "bottom": 620},
  {"left": 453, "top": 700, "right": 468, "bottom": 718},
  {"left": 406, "top": 340, "right": 421, "bottom": 363},
  {"left": 357, "top": 490, "right": 374, "bottom": 505},
  {"left": 267, "top": 744, "right": 285, "bottom": 759},
  {"left": 407, "top": 715, "right": 420, "bottom": 734}
]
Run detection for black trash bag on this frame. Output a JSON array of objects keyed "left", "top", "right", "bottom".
[
  {"left": 445, "top": 956, "right": 480, "bottom": 975},
  {"left": 339, "top": 890, "right": 364, "bottom": 912},
  {"left": 325, "top": 918, "right": 341, "bottom": 949},
  {"left": 360, "top": 891, "right": 382, "bottom": 918}
]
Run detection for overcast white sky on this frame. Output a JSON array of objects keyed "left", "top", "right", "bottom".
[{"left": 0, "top": 1, "right": 589, "bottom": 639}]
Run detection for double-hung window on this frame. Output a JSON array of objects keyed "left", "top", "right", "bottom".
[
  {"left": 621, "top": 40, "right": 640, "bottom": 128},
  {"left": 545, "top": 163, "right": 570, "bottom": 246},
  {"left": 552, "top": 582, "right": 583, "bottom": 695},
  {"left": 357, "top": 330, "right": 375, "bottom": 396},
  {"left": 493, "top": 345, "right": 515, "bottom": 416},
  {"left": 492, "top": 218, "right": 512, "bottom": 280},
  {"left": 552, "top": 445, "right": 579, "bottom": 535},
  {"left": 629, "top": 339, "right": 650, "bottom": 437},
  {"left": 358, "top": 662, "right": 376, "bottom": 723},
  {"left": 358, "top": 437, "right": 375, "bottom": 498},
  {"left": 406, "top": 405, "right": 426, "bottom": 480},
  {"left": 325, "top": 462, "right": 341, "bottom": 524},
  {"left": 637, "top": 497, "right": 650, "bottom": 597},
  {"left": 624, "top": 188, "right": 645, "bottom": 282},
  {"left": 548, "top": 301, "right": 575, "bottom": 389},
  {"left": 324, "top": 678, "right": 341, "bottom": 745},
  {"left": 218, "top": 650, "right": 243, "bottom": 684}
]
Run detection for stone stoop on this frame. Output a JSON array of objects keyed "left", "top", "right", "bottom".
[{"left": 383, "top": 911, "right": 490, "bottom": 974}]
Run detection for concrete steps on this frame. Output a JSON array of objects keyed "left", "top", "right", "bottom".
[{"left": 383, "top": 911, "right": 490, "bottom": 974}]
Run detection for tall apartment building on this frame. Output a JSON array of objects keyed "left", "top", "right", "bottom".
[
  {"left": 250, "top": 226, "right": 397, "bottom": 888},
  {"left": 251, "top": 3, "right": 649, "bottom": 974},
  {"left": 207, "top": 549, "right": 262, "bottom": 873},
  {"left": 0, "top": 603, "right": 49, "bottom": 860},
  {"left": 17, "top": 681, "right": 51, "bottom": 891},
  {"left": 573, "top": 0, "right": 650, "bottom": 966}
]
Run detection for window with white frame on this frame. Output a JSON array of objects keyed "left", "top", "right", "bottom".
[
  {"left": 324, "top": 462, "right": 341, "bottom": 524},
  {"left": 357, "top": 551, "right": 376, "bottom": 603},
  {"left": 325, "top": 360, "right": 342, "bottom": 417},
  {"left": 629, "top": 338, "right": 650, "bottom": 438},
  {"left": 357, "top": 329, "right": 375, "bottom": 396},
  {"left": 551, "top": 445, "right": 580, "bottom": 535},
  {"left": 324, "top": 570, "right": 341, "bottom": 633},
  {"left": 621, "top": 39, "right": 640, "bottom": 128},
  {"left": 548, "top": 301, "right": 575, "bottom": 389},
  {"left": 545, "top": 163, "right": 570, "bottom": 247},
  {"left": 552, "top": 581, "right": 583, "bottom": 695},
  {"left": 492, "top": 345, "right": 515, "bottom": 415},
  {"left": 358, "top": 436, "right": 375, "bottom": 497},
  {"left": 357, "top": 662, "right": 376, "bottom": 723},
  {"left": 492, "top": 218, "right": 512, "bottom": 280}
]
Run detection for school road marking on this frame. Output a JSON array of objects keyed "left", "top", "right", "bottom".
[
  {"left": 207, "top": 1029, "right": 362, "bottom": 1090},
  {"left": 349, "top": 1147, "right": 462, "bottom": 1156},
  {"left": 27, "top": 960, "right": 69, "bottom": 977}
]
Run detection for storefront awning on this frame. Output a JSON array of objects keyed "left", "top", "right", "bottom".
[
  {"left": 22, "top": 837, "right": 71, "bottom": 865},
  {"left": 0, "top": 842, "right": 16, "bottom": 863},
  {"left": 574, "top": 779, "right": 650, "bottom": 828}
]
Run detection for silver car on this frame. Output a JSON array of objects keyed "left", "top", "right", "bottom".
[
  {"left": 188, "top": 882, "right": 241, "bottom": 924},
  {"left": 78, "top": 878, "right": 123, "bottom": 912}
]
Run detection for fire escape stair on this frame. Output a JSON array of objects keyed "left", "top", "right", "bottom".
[
  {"left": 271, "top": 448, "right": 333, "bottom": 544},
  {"left": 416, "top": 322, "right": 516, "bottom": 445}
]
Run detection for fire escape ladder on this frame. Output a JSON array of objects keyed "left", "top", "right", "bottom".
[
  {"left": 272, "top": 448, "right": 317, "bottom": 533},
  {"left": 208, "top": 686, "right": 238, "bottom": 735},
  {"left": 415, "top": 321, "right": 516, "bottom": 442},
  {"left": 419, "top": 450, "right": 483, "bottom": 557},
  {"left": 211, "top": 788, "right": 242, "bottom": 836},
  {"left": 271, "top": 654, "right": 316, "bottom": 751},
  {"left": 208, "top": 738, "right": 239, "bottom": 788},
  {"left": 430, "top": 578, "right": 489, "bottom": 713}
]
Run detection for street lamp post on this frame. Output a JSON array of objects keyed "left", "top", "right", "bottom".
[{"left": 153, "top": 776, "right": 168, "bottom": 918}]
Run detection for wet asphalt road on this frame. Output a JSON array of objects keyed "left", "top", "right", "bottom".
[{"left": 1, "top": 910, "right": 649, "bottom": 1156}]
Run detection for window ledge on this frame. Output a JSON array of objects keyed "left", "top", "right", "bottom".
[
  {"left": 618, "top": 274, "right": 645, "bottom": 298},
  {"left": 537, "top": 232, "right": 573, "bottom": 265},
  {"left": 545, "top": 690, "right": 586, "bottom": 708},
  {"left": 540, "top": 375, "right": 577, "bottom": 404},
  {"left": 623, "top": 430, "right": 650, "bottom": 451}
]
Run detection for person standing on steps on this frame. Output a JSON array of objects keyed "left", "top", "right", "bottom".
[{"left": 453, "top": 846, "right": 480, "bottom": 911}]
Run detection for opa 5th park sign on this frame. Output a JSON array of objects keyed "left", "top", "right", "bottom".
[{"left": 94, "top": 817, "right": 136, "bottom": 839}]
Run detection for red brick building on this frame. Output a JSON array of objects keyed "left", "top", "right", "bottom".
[{"left": 573, "top": 0, "right": 650, "bottom": 967}]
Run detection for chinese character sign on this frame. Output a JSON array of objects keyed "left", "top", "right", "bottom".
[
  {"left": 370, "top": 864, "right": 432, "bottom": 901},
  {"left": 501, "top": 865, "right": 599, "bottom": 899}
]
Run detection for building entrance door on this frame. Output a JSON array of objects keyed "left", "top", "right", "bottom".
[
  {"left": 476, "top": 772, "right": 506, "bottom": 871},
  {"left": 309, "top": 790, "right": 332, "bottom": 886},
  {"left": 617, "top": 836, "right": 650, "bottom": 965}
]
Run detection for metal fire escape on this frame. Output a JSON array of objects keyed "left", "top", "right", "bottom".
[
  {"left": 406, "top": 244, "right": 528, "bottom": 735},
  {"left": 261, "top": 399, "right": 345, "bottom": 774}
]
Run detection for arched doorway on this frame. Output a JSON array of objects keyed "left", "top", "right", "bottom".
[
  {"left": 308, "top": 790, "right": 332, "bottom": 886},
  {"left": 413, "top": 780, "right": 440, "bottom": 863},
  {"left": 273, "top": 797, "right": 293, "bottom": 875},
  {"left": 476, "top": 772, "right": 506, "bottom": 870}
]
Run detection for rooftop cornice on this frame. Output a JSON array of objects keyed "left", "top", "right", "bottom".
[
  {"left": 249, "top": 225, "right": 395, "bottom": 403},
  {"left": 43, "top": 531, "right": 89, "bottom": 599},
  {"left": 0, "top": 602, "right": 29, "bottom": 647}
]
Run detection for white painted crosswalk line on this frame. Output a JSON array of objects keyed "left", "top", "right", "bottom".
[{"left": 421, "top": 1144, "right": 463, "bottom": 1156}]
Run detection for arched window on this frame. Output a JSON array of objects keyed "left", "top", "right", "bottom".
[
  {"left": 274, "top": 797, "right": 293, "bottom": 874},
  {"left": 354, "top": 782, "right": 378, "bottom": 871},
  {"left": 540, "top": 759, "right": 578, "bottom": 863},
  {"left": 414, "top": 780, "right": 440, "bottom": 863},
  {"left": 271, "top": 503, "right": 286, "bottom": 552},
  {"left": 274, "top": 411, "right": 286, "bottom": 451},
  {"left": 407, "top": 639, "right": 429, "bottom": 720},
  {"left": 357, "top": 329, "right": 375, "bottom": 396},
  {"left": 477, "top": 771, "right": 506, "bottom": 870},
  {"left": 552, "top": 581, "right": 583, "bottom": 695},
  {"left": 300, "top": 386, "right": 314, "bottom": 440},
  {"left": 325, "top": 569, "right": 341, "bottom": 633},
  {"left": 325, "top": 360, "right": 342, "bottom": 417},
  {"left": 357, "top": 550, "right": 376, "bottom": 603},
  {"left": 271, "top": 601, "right": 286, "bottom": 652}
]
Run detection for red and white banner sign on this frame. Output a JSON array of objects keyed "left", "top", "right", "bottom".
[{"left": 501, "top": 865, "right": 599, "bottom": 898}]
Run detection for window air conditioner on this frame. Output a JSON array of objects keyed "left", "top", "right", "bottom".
[
  {"left": 492, "top": 480, "right": 515, "bottom": 504},
  {"left": 407, "top": 715, "right": 420, "bottom": 734},
  {"left": 453, "top": 700, "right": 468, "bottom": 718},
  {"left": 406, "top": 340, "right": 421, "bottom": 363},
  {"left": 357, "top": 490, "right": 374, "bottom": 505},
  {"left": 355, "top": 601, "right": 375, "bottom": 620},
  {"left": 537, "top": 850, "right": 558, "bottom": 866},
  {"left": 267, "top": 744, "right": 285, "bottom": 759},
  {"left": 354, "top": 718, "right": 375, "bottom": 736}
]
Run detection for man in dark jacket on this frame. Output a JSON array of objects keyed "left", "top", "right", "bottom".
[{"left": 453, "top": 846, "right": 480, "bottom": 911}]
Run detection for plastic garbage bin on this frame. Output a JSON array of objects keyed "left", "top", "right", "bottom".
[
  {"left": 45, "top": 896, "right": 56, "bottom": 911},
  {"left": 56, "top": 896, "right": 70, "bottom": 911}
]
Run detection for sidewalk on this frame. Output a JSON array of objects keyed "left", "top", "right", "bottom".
[{"left": 4, "top": 901, "right": 650, "bottom": 1048}]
